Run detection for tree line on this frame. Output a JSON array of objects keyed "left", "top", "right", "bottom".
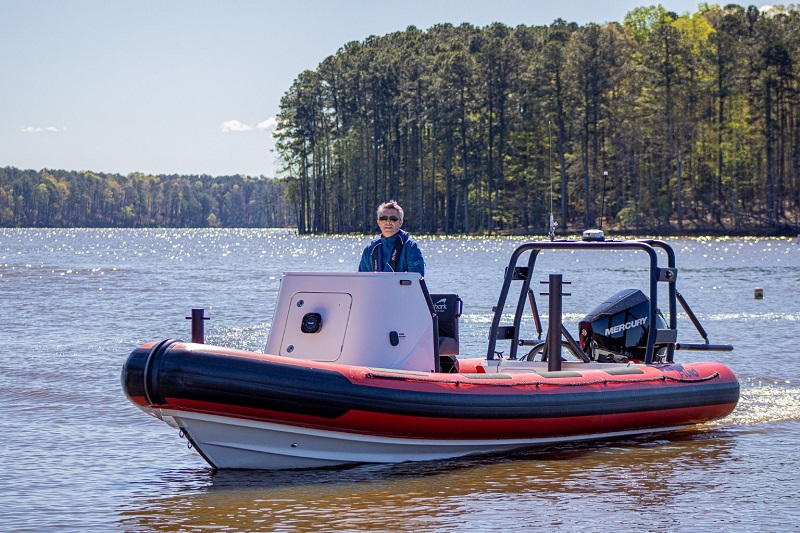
[
  {"left": 0, "top": 167, "right": 294, "bottom": 228},
  {"left": 275, "top": 4, "right": 800, "bottom": 235}
]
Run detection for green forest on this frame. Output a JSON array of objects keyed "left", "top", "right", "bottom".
[
  {"left": 3, "top": 4, "right": 800, "bottom": 235},
  {"left": 275, "top": 3, "right": 800, "bottom": 235},
  {"left": 0, "top": 167, "right": 293, "bottom": 228}
]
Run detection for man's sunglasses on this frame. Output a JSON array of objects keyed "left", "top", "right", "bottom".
[{"left": 379, "top": 215, "right": 400, "bottom": 222}]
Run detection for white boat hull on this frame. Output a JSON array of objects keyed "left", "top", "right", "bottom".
[{"left": 160, "top": 409, "right": 690, "bottom": 470}]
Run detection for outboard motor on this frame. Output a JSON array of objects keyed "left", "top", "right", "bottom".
[{"left": 579, "top": 289, "right": 667, "bottom": 363}]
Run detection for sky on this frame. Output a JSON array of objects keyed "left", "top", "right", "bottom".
[{"left": 0, "top": 0, "right": 770, "bottom": 179}]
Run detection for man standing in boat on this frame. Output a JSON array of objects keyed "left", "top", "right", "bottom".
[{"left": 358, "top": 200, "right": 425, "bottom": 276}]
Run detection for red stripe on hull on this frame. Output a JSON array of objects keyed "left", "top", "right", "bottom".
[{"left": 159, "top": 397, "right": 736, "bottom": 441}]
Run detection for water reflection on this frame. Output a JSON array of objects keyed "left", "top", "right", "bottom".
[{"left": 119, "top": 431, "right": 741, "bottom": 532}]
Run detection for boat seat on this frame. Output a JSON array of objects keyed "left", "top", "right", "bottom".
[{"left": 430, "top": 293, "right": 462, "bottom": 357}]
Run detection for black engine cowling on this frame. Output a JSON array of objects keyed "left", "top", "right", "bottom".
[{"left": 578, "top": 289, "right": 667, "bottom": 362}]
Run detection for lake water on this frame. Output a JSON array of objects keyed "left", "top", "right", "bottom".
[{"left": 2, "top": 229, "right": 799, "bottom": 532}]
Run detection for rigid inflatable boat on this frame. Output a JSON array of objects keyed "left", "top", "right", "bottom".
[{"left": 122, "top": 238, "right": 739, "bottom": 470}]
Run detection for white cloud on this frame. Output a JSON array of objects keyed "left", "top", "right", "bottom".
[
  {"left": 760, "top": 5, "right": 778, "bottom": 17},
  {"left": 220, "top": 117, "right": 278, "bottom": 133},
  {"left": 257, "top": 117, "right": 278, "bottom": 131},
  {"left": 22, "top": 126, "right": 61, "bottom": 133},
  {"left": 220, "top": 120, "right": 254, "bottom": 132}
]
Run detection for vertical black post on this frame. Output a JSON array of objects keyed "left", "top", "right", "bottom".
[
  {"left": 187, "top": 308, "right": 209, "bottom": 344},
  {"left": 547, "top": 274, "right": 563, "bottom": 372}
]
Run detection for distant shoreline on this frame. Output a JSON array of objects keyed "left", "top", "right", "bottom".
[{"left": 2, "top": 226, "right": 798, "bottom": 239}]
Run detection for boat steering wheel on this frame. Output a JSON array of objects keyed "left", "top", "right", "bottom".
[{"left": 524, "top": 340, "right": 587, "bottom": 362}]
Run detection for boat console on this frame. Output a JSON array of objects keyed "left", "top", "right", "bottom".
[{"left": 265, "top": 272, "right": 460, "bottom": 372}]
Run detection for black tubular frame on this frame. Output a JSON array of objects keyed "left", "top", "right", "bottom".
[{"left": 486, "top": 239, "right": 679, "bottom": 365}]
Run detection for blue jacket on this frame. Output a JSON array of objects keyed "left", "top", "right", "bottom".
[{"left": 358, "top": 230, "right": 425, "bottom": 276}]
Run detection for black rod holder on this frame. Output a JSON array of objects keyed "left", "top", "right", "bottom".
[
  {"left": 546, "top": 274, "right": 564, "bottom": 372},
  {"left": 676, "top": 343, "right": 734, "bottom": 351},
  {"left": 186, "top": 308, "right": 209, "bottom": 344},
  {"left": 676, "top": 291, "right": 709, "bottom": 343}
]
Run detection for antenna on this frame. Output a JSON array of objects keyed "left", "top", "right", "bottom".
[
  {"left": 548, "top": 121, "right": 557, "bottom": 241},
  {"left": 600, "top": 170, "right": 608, "bottom": 230}
]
